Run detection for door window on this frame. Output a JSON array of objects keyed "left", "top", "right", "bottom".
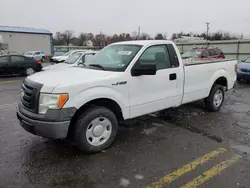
[
  {"left": 11, "top": 56, "right": 25, "bottom": 62},
  {"left": 84, "top": 53, "right": 95, "bottom": 62},
  {"left": 203, "top": 51, "right": 209, "bottom": 57},
  {"left": 214, "top": 48, "right": 223, "bottom": 55},
  {"left": 139, "top": 45, "right": 171, "bottom": 70},
  {"left": 208, "top": 50, "right": 217, "bottom": 56},
  {"left": 0, "top": 56, "right": 8, "bottom": 64}
]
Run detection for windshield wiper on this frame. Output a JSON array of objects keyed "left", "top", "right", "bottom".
[{"left": 88, "top": 64, "right": 106, "bottom": 70}]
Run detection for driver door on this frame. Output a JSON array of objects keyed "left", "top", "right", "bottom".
[
  {"left": 0, "top": 56, "right": 9, "bottom": 75},
  {"left": 129, "top": 44, "right": 183, "bottom": 118}
]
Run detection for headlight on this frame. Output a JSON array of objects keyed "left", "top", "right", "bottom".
[{"left": 39, "top": 93, "right": 68, "bottom": 114}]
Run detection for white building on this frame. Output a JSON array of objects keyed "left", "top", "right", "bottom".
[
  {"left": 0, "top": 26, "right": 53, "bottom": 56},
  {"left": 174, "top": 36, "right": 206, "bottom": 43}
]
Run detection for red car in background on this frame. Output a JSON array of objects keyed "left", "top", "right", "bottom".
[{"left": 181, "top": 47, "right": 225, "bottom": 59}]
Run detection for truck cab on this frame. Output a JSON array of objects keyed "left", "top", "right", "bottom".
[{"left": 17, "top": 40, "right": 237, "bottom": 153}]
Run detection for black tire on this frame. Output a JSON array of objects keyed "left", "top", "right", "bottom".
[
  {"left": 24, "top": 67, "right": 36, "bottom": 76},
  {"left": 237, "top": 78, "right": 242, "bottom": 84},
  {"left": 74, "top": 106, "right": 118, "bottom": 153},
  {"left": 204, "top": 84, "right": 225, "bottom": 112}
]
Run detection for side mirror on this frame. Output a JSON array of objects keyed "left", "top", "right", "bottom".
[{"left": 132, "top": 63, "right": 156, "bottom": 76}]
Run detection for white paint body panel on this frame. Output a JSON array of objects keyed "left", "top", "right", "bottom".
[
  {"left": 182, "top": 59, "right": 236, "bottom": 104},
  {"left": 27, "top": 40, "right": 237, "bottom": 120}
]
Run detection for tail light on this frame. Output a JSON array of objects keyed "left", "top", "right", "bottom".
[
  {"left": 36, "top": 60, "right": 41, "bottom": 65},
  {"left": 234, "top": 64, "right": 238, "bottom": 73}
]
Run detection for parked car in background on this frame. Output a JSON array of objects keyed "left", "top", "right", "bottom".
[
  {"left": 43, "top": 51, "right": 96, "bottom": 71},
  {"left": 23, "top": 51, "right": 46, "bottom": 62},
  {"left": 53, "top": 52, "right": 65, "bottom": 57},
  {"left": 237, "top": 56, "right": 250, "bottom": 82},
  {"left": 0, "top": 54, "right": 42, "bottom": 76},
  {"left": 181, "top": 47, "right": 225, "bottom": 59},
  {"left": 50, "top": 50, "right": 88, "bottom": 63}
]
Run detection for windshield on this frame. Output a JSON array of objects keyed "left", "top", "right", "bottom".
[
  {"left": 83, "top": 44, "right": 142, "bottom": 71},
  {"left": 64, "top": 52, "right": 83, "bottom": 64},
  {"left": 182, "top": 50, "right": 201, "bottom": 58},
  {"left": 62, "top": 51, "right": 72, "bottom": 56},
  {"left": 24, "top": 51, "right": 34, "bottom": 55}
]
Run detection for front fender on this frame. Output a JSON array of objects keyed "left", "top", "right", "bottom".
[{"left": 64, "top": 86, "right": 130, "bottom": 119}]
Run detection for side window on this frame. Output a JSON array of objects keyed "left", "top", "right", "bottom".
[
  {"left": 84, "top": 53, "right": 95, "bottom": 62},
  {"left": 11, "top": 56, "right": 24, "bottom": 62},
  {"left": 167, "top": 44, "right": 179, "bottom": 67},
  {"left": 139, "top": 45, "right": 171, "bottom": 70},
  {"left": 208, "top": 50, "right": 216, "bottom": 56},
  {"left": 0, "top": 56, "right": 8, "bottom": 64},
  {"left": 34, "top": 52, "right": 40, "bottom": 55},
  {"left": 214, "top": 48, "right": 223, "bottom": 55},
  {"left": 203, "top": 51, "right": 209, "bottom": 57}
]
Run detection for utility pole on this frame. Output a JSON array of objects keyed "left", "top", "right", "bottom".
[{"left": 205, "top": 22, "right": 210, "bottom": 41}]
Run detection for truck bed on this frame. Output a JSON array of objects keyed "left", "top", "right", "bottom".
[
  {"left": 181, "top": 58, "right": 237, "bottom": 104},
  {"left": 182, "top": 58, "right": 236, "bottom": 66}
]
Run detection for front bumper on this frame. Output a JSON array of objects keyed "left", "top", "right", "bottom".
[
  {"left": 17, "top": 103, "right": 77, "bottom": 139},
  {"left": 237, "top": 72, "right": 250, "bottom": 81}
]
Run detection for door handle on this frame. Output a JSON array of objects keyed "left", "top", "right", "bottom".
[{"left": 169, "top": 73, "right": 177, "bottom": 81}]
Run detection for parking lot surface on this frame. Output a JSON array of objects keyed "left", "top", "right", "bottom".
[{"left": 1, "top": 76, "right": 250, "bottom": 188}]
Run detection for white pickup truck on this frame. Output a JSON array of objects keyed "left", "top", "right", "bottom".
[{"left": 17, "top": 40, "right": 237, "bottom": 153}]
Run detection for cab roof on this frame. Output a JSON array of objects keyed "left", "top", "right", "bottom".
[{"left": 111, "top": 40, "right": 174, "bottom": 46}]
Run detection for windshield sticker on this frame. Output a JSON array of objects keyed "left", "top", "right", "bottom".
[
  {"left": 118, "top": 64, "right": 126, "bottom": 67},
  {"left": 117, "top": 51, "right": 132, "bottom": 55}
]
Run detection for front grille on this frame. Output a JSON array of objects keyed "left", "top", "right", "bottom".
[
  {"left": 241, "top": 69, "right": 250, "bottom": 72},
  {"left": 21, "top": 79, "right": 43, "bottom": 113}
]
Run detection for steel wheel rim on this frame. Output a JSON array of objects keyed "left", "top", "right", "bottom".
[
  {"left": 26, "top": 68, "right": 35, "bottom": 75},
  {"left": 213, "top": 90, "right": 223, "bottom": 107},
  {"left": 86, "top": 116, "right": 112, "bottom": 146}
]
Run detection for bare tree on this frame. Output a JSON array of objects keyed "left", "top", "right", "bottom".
[
  {"left": 61, "top": 30, "right": 74, "bottom": 45},
  {"left": 78, "top": 33, "right": 87, "bottom": 46},
  {"left": 139, "top": 32, "right": 150, "bottom": 40},
  {"left": 155, "top": 33, "right": 164, "bottom": 40},
  {"left": 53, "top": 32, "right": 64, "bottom": 45}
]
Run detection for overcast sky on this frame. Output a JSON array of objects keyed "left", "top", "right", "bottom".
[{"left": 1, "top": 0, "right": 250, "bottom": 37}]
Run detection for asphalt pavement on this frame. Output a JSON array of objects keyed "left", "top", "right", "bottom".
[{"left": 0, "top": 74, "right": 250, "bottom": 188}]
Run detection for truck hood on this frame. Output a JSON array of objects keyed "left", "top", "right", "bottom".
[
  {"left": 42, "top": 63, "right": 70, "bottom": 71},
  {"left": 27, "top": 67, "right": 112, "bottom": 92},
  {"left": 52, "top": 56, "right": 67, "bottom": 61},
  {"left": 238, "top": 63, "right": 250, "bottom": 69}
]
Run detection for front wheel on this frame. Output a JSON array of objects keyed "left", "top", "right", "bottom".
[
  {"left": 74, "top": 106, "right": 118, "bottom": 153},
  {"left": 204, "top": 84, "right": 225, "bottom": 112},
  {"left": 24, "top": 67, "right": 36, "bottom": 76}
]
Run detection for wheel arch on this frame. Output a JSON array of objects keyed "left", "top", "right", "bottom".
[
  {"left": 210, "top": 69, "right": 229, "bottom": 91},
  {"left": 67, "top": 97, "right": 124, "bottom": 139}
]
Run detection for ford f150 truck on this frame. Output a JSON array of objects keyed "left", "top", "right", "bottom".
[{"left": 17, "top": 40, "right": 237, "bottom": 153}]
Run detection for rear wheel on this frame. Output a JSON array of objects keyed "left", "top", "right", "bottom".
[
  {"left": 204, "top": 84, "right": 225, "bottom": 112},
  {"left": 24, "top": 67, "right": 36, "bottom": 76},
  {"left": 74, "top": 106, "right": 118, "bottom": 153}
]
